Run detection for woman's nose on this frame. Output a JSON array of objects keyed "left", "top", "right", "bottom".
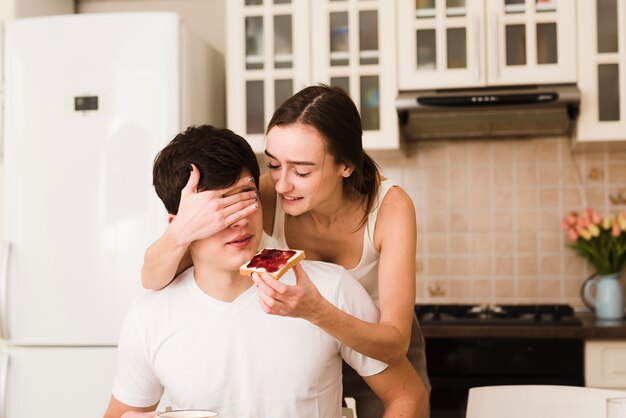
[
  {"left": 274, "top": 170, "right": 292, "bottom": 194},
  {"left": 230, "top": 213, "right": 250, "bottom": 229}
]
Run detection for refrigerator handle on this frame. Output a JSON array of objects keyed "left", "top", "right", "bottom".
[
  {"left": 0, "top": 353, "right": 8, "bottom": 418},
  {"left": 0, "top": 243, "right": 10, "bottom": 340}
]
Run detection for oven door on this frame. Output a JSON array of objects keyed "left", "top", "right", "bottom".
[{"left": 426, "top": 338, "right": 584, "bottom": 418}]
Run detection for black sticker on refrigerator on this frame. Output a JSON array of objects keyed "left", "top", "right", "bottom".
[{"left": 74, "top": 96, "right": 98, "bottom": 111}]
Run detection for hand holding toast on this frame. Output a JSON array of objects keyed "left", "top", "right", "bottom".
[{"left": 252, "top": 264, "right": 327, "bottom": 323}]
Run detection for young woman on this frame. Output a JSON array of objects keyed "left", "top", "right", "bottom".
[{"left": 141, "top": 85, "right": 430, "bottom": 418}]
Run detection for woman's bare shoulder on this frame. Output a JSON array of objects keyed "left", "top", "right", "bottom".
[{"left": 374, "top": 185, "right": 417, "bottom": 245}]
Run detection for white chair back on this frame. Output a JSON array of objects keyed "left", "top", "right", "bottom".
[{"left": 466, "top": 385, "right": 626, "bottom": 418}]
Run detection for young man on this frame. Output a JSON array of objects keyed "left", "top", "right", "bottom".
[{"left": 104, "top": 125, "right": 426, "bottom": 418}]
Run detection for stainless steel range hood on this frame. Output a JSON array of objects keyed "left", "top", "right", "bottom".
[{"left": 396, "top": 84, "right": 580, "bottom": 140}]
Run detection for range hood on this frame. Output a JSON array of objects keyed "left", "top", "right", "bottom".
[{"left": 396, "top": 84, "right": 580, "bottom": 140}]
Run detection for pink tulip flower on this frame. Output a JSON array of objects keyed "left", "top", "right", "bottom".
[
  {"left": 567, "top": 228, "right": 579, "bottom": 241},
  {"left": 612, "top": 223, "right": 621, "bottom": 237}
]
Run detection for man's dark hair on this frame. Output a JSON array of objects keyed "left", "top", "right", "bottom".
[{"left": 152, "top": 125, "right": 259, "bottom": 214}]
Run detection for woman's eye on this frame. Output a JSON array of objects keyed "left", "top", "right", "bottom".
[
  {"left": 266, "top": 163, "right": 280, "bottom": 170},
  {"left": 295, "top": 171, "right": 310, "bottom": 178}
]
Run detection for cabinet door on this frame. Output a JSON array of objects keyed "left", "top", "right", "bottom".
[
  {"left": 227, "top": 0, "right": 310, "bottom": 152},
  {"left": 576, "top": 0, "right": 626, "bottom": 142},
  {"left": 397, "top": 0, "right": 485, "bottom": 90},
  {"left": 3, "top": 347, "right": 117, "bottom": 418},
  {"left": 311, "top": 0, "right": 398, "bottom": 149},
  {"left": 486, "top": 0, "right": 576, "bottom": 85}
]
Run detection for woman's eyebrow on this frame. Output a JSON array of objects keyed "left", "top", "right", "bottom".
[{"left": 264, "top": 150, "right": 316, "bottom": 166}]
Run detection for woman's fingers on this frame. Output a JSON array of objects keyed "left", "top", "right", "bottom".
[{"left": 181, "top": 163, "right": 201, "bottom": 196}]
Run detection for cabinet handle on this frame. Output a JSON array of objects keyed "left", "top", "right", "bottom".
[
  {"left": 490, "top": 13, "right": 499, "bottom": 80},
  {"left": 472, "top": 15, "right": 480, "bottom": 80},
  {"left": 0, "top": 243, "right": 9, "bottom": 340}
]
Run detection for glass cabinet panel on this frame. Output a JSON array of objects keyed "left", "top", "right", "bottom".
[
  {"left": 274, "top": 79, "right": 293, "bottom": 109},
  {"left": 246, "top": 80, "right": 265, "bottom": 134},
  {"left": 246, "top": 0, "right": 263, "bottom": 5},
  {"left": 447, "top": 27, "right": 467, "bottom": 68},
  {"left": 416, "top": 29, "right": 436, "bottom": 69},
  {"left": 274, "top": 15, "right": 293, "bottom": 68},
  {"left": 274, "top": 0, "right": 291, "bottom": 3},
  {"left": 360, "top": 76, "right": 380, "bottom": 130},
  {"left": 598, "top": 64, "right": 620, "bottom": 121},
  {"left": 245, "top": 16, "right": 264, "bottom": 70},
  {"left": 535, "top": 0, "right": 556, "bottom": 12},
  {"left": 597, "top": 0, "right": 618, "bottom": 53},
  {"left": 416, "top": 0, "right": 436, "bottom": 18},
  {"left": 504, "top": 0, "right": 525, "bottom": 13},
  {"left": 330, "top": 12, "right": 349, "bottom": 66},
  {"left": 505, "top": 24, "right": 526, "bottom": 65},
  {"left": 330, "top": 77, "right": 350, "bottom": 94},
  {"left": 446, "top": 0, "right": 466, "bottom": 16},
  {"left": 359, "top": 10, "right": 378, "bottom": 65},
  {"left": 536, "top": 23, "right": 557, "bottom": 64}
]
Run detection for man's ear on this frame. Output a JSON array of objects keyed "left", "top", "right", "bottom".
[{"left": 167, "top": 214, "right": 176, "bottom": 224}]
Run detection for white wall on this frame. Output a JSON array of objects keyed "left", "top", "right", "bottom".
[{"left": 77, "top": 0, "right": 226, "bottom": 56}]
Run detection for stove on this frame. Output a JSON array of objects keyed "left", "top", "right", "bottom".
[{"left": 415, "top": 303, "right": 582, "bottom": 326}]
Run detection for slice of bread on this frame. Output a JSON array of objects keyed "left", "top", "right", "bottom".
[{"left": 240, "top": 248, "right": 305, "bottom": 279}]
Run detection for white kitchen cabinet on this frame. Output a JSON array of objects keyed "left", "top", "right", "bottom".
[
  {"left": 2, "top": 347, "right": 117, "bottom": 418},
  {"left": 397, "top": 0, "right": 577, "bottom": 90},
  {"left": 585, "top": 340, "right": 626, "bottom": 389},
  {"left": 575, "top": 0, "right": 626, "bottom": 143},
  {"left": 227, "top": 0, "right": 398, "bottom": 152}
]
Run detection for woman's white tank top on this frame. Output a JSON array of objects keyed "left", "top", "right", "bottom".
[{"left": 268, "top": 180, "right": 397, "bottom": 307}]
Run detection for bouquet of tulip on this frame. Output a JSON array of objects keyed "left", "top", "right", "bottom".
[{"left": 561, "top": 208, "right": 626, "bottom": 275}]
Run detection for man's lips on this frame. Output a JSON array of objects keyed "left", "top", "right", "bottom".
[{"left": 227, "top": 233, "right": 253, "bottom": 247}]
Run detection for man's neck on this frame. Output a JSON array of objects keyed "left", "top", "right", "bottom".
[{"left": 192, "top": 264, "right": 254, "bottom": 302}]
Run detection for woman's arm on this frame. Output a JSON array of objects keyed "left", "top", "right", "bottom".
[
  {"left": 141, "top": 165, "right": 259, "bottom": 290},
  {"left": 253, "top": 187, "right": 417, "bottom": 365}
]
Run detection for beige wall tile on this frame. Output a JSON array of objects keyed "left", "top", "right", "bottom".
[
  {"left": 514, "top": 141, "right": 537, "bottom": 162},
  {"left": 540, "top": 232, "right": 562, "bottom": 253},
  {"left": 494, "top": 188, "right": 513, "bottom": 209},
  {"left": 608, "top": 164, "right": 626, "bottom": 183},
  {"left": 492, "top": 142, "right": 515, "bottom": 165},
  {"left": 516, "top": 164, "right": 537, "bottom": 186},
  {"left": 517, "top": 233, "right": 537, "bottom": 254},
  {"left": 494, "top": 167, "right": 514, "bottom": 188},
  {"left": 495, "top": 279, "right": 516, "bottom": 298},
  {"left": 450, "top": 233, "right": 470, "bottom": 253},
  {"left": 449, "top": 257, "right": 470, "bottom": 276},
  {"left": 449, "top": 211, "right": 470, "bottom": 231},
  {"left": 539, "top": 188, "right": 560, "bottom": 208},
  {"left": 519, "top": 278, "right": 539, "bottom": 298},
  {"left": 495, "top": 257, "right": 515, "bottom": 275},
  {"left": 426, "top": 235, "right": 448, "bottom": 254},
  {"left": 536, "top": 139, "right": 559, "bottom": 162},
  {"left": 516, "top": 210, "right": 538, "bottom": 231},
  {"left": 470, "top": 142, "right": 491, "bottom": 164},
  {"left": 390, "top": 136, "right": 624, "bottom": 305},
  {"left": 539, "top": 279, "right": 561, "bottom": 298},
  {"left": 472, "top": 256, "right": 493, "bottom": 276},
  {"left": 518, "top": 256, "right": 538, "bottom": 276},
  {"left": 539, "top": 255, "right": 561, "bottom": 275},
  {"left": 516, "top": 188, "right": 537, "bottom": 208},
  {"left": 427, "top": 257, "right": 447, "bottom": 276}
]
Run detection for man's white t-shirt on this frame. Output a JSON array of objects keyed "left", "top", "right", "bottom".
[{"left": 112, "top": 260, "right": 387, "bottom": 418}]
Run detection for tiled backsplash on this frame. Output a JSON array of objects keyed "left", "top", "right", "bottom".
[{"left": 370, "top": 137, "right": 626, "bottom": 308}]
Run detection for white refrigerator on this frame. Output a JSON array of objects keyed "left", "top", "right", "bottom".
[{"left": 2, "top": 12, "right": 223, "bottom": 417}]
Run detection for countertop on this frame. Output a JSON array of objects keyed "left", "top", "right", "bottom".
[{"left": 420, "top": 311, "right": 626, "bottom": 340}]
